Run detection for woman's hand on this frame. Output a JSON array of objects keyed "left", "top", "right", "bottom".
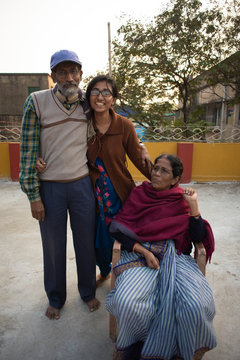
[
  {"left": 144, "top": 251, "right": 160, "bottom": 270},
  {"left": 133, "top": 242, "right": 160, "bottom": 270},
  {"left": 182, "top": 187, "right": 197, "bottom": 203},
  {"left": 182, "top": 187, "right": 200, "bottom": 217},
  {"left": 36, "top": 157, "right": 46, "bottom": 173}
]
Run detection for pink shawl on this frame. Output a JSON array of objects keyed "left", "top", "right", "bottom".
[{"left": 111, "top": 181, "right": 215, "bottom": 262}]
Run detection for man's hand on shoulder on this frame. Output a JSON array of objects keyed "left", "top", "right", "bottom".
[{"left": 30, "top": 200, "right": 45, "bottom": 221}]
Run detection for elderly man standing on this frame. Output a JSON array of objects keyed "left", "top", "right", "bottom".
[{"left": 19, "top": 50, "right": 100, "bottom": 319}]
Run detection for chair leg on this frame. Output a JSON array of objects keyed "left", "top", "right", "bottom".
[
  {"left": 109, "top": 269, "right": 118, "bottom": 342},
  {"left": 109, "top": 313, "right": 118, "bottom": 342},
  {"left": 109, "top": 240, "right": 121, "bottom": 342}
]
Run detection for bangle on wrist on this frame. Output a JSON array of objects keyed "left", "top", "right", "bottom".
[{"left": 190, "top": 212, "right": 201, "bottom": 218}]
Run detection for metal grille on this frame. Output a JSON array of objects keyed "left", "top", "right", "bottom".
[
  {"left": 0, "top": 126, "right": 21, "bottom": 142},
  {"left": 138, "top": 125, "right": 240, "bottom": 143},
  {"left": 0, "top": 125, "right": 240, "bottom": 143}
]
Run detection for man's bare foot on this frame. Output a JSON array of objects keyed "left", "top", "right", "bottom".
[
  {"left": 45, "top": 305, "right": 60, "bottom": 320},
  {"left": 96, "top": 274, "right": 110, "bottom": 288},
  {"left": 87, "top": 298, "right": 100, "bottom": 312}
]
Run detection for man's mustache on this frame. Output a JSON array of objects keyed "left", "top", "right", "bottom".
[{"left": 62, "top": 81, "right": 78, "bottom": 87}]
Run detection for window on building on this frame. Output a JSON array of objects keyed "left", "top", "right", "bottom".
[
  {"left": 213, "top": 106, "right": 221, "bottom": 126},
  {"left": 28, "top": 87, "right": 40, "bottom": 95},
  {"left": 226, "top": 106, "right": 234, "bottom": 125}
]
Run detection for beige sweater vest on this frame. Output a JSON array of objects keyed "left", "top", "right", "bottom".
[{"left": 32, "top": 89, "right": 89, "bottom": 181}]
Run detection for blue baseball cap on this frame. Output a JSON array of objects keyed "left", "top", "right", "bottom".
[{"left": 50, "top": 50, "right": 82, "bottom": 71}]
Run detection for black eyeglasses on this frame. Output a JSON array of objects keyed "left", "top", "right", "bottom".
[{"left": 90, "top": 88, "right": 113, "bottom": 97}]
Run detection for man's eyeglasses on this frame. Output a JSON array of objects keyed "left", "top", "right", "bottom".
[
  {"left": 90, "top": 88, "right": 113, "bottom": 97},
  {"left": 55, "top": 69, "right": 80, "bottom": 79}
]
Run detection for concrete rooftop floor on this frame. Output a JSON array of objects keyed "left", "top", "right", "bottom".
[{"left": 0, "top": 180, "right": 240, "bottom": 360}]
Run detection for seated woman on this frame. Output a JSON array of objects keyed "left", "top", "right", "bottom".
[{"left": 106, "top": 154, "right": 217, "bottom": 360}]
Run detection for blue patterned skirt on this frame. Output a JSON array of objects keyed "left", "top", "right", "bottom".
[
  {"left": 106, "top": 241, "right": 217, "bottom": 360},
  {"left": 95, "top": 157, "right": 122, "bottom": 249}
]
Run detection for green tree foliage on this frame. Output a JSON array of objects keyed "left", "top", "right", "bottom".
[
  {"left": 205, "top": 0, "right": 240, "bottom": 104},
  {"left": 223, "top": 0, "right": 240, "bottom": 50},
  {"left": 111, "top": 0, "right": 237, "bottom": 126}
]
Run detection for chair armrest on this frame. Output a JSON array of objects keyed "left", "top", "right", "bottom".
[
  {"left": 194, "top": 242, "right": 206, "bottom": 276},
  {"left": 110, "top": 240, "right": 121, "bottom": 290},
  {"left": 112, "top": 240, "right": 121, "bottom": 266}
]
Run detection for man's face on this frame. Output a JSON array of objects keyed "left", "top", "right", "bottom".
[{"left": 51, "top": 61, "right": 82, "bottom": 98}]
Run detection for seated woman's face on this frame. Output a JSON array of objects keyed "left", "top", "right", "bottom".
[
  {"left": 89, "top": 81, "right": 115, "bottom": 114},
  {"left": 151, "top": 157, "right": 179, "bottom": 191}
]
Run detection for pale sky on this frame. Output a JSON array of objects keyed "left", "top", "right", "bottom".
[{"left": 1, "top": 0, "right": 165, "bottom": 78}]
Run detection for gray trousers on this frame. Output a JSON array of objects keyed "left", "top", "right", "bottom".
[{"left": 39, "top": 176, "right": 96, "bottom": 309}]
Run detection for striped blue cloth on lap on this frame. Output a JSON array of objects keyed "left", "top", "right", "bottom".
[{"left": 106, "top": 241, "right": 217, "bottom": 360}]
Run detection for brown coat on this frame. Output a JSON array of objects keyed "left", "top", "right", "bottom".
[{"left": 87, "top": 110, "right": 151, "bottom": 204}]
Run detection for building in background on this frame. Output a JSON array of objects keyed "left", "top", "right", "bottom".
[
  {"left": 0, "top": 73, "right": 54, "bottom": 128},
  {"left": 191, "top": 51, "right": 239, "bottom": 127}
]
